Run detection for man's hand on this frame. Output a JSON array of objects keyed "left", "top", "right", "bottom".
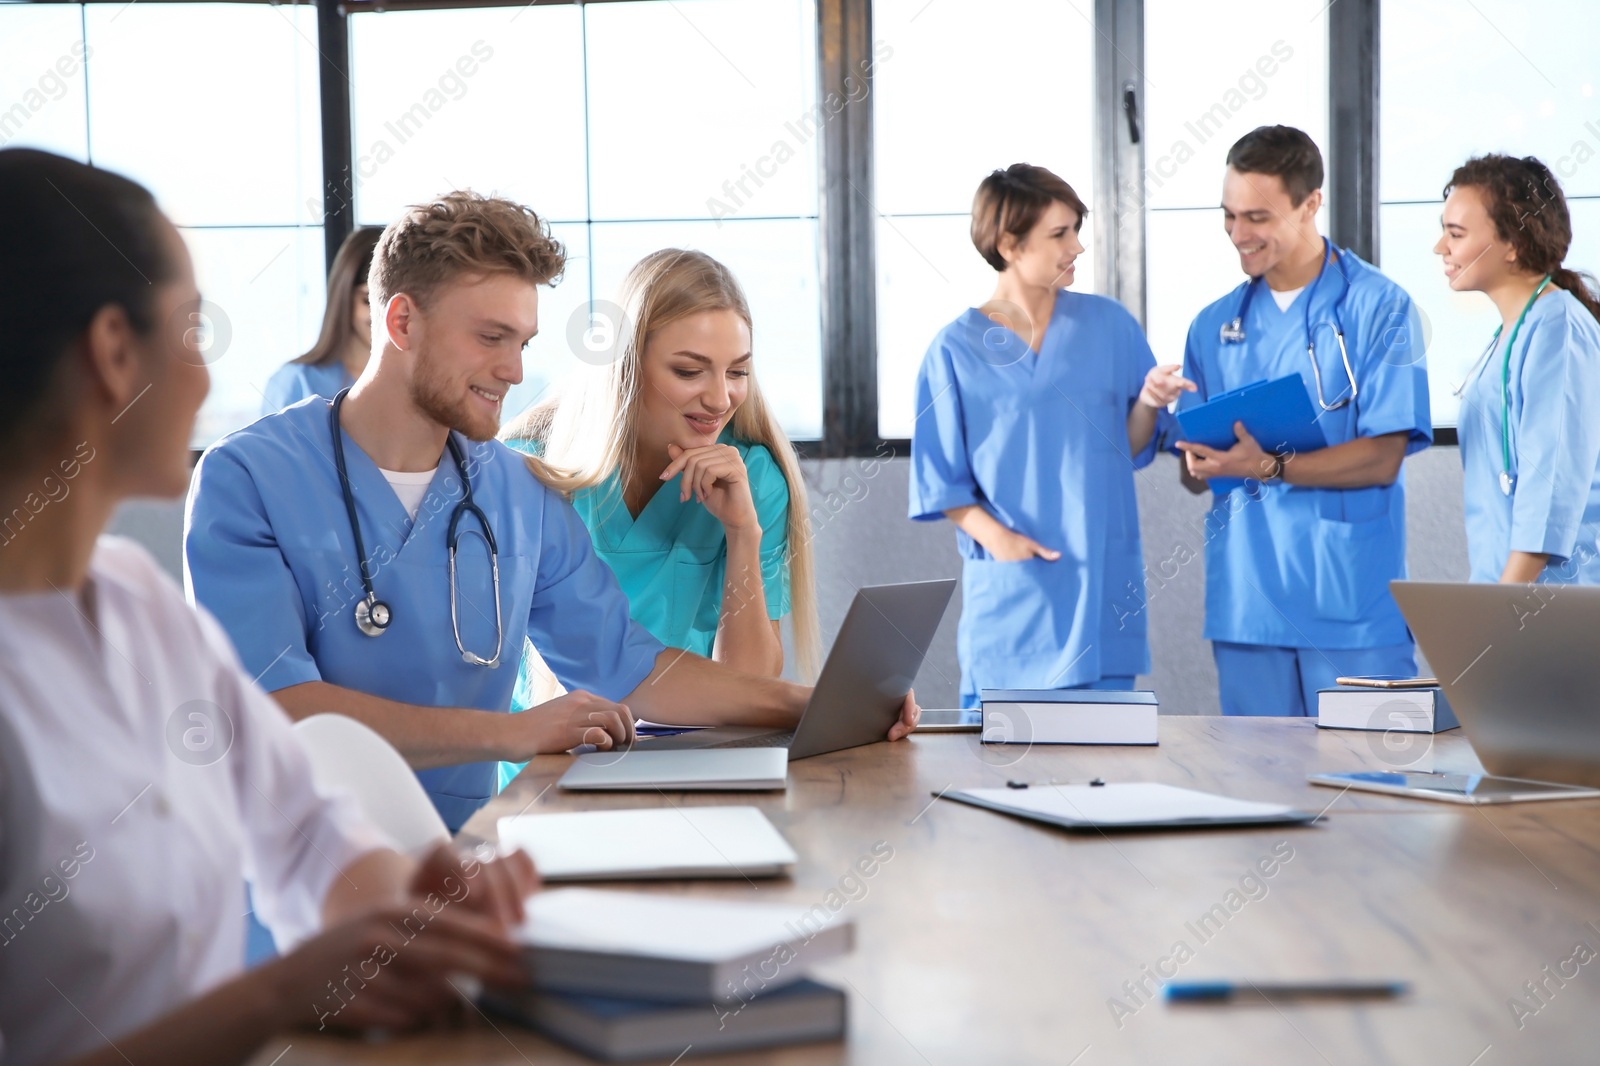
[
  {"left": 885, "top": 689, "right": 921, "bottom": 742},
  {"left": 1139, "top": 363, "right": 1197, "bottom": 409},
  {"left": 517, "top": 689, "right": 635, "bottom": 757},
  {"left": 1174, "top": 421, "right": 1280, "bottom": 483}
]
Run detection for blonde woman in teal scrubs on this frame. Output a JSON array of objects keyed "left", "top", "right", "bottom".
[{"left": 498, "top": 249, "right": 819, "bottom": 777}]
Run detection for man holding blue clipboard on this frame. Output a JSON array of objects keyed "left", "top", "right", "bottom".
[{"left": 1165, "top": 126, "right": 1432, "bottom": 717}]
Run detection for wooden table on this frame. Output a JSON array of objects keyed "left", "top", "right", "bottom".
[{"left": 258, "top": 718, "right": 1600, "bottom": 1065}]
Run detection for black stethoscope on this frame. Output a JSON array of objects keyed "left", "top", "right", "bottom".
[
  {"left": 1219, "top": 237, "right": 1359, "bottom": 412},
  {"left": 328, "top": 388, "right": 504, "bottom": 667}
]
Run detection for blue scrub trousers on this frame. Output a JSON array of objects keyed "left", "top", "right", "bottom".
[
  {"left": 960, "top": 674, "right": 1137, "bottom": 709},
  {"left": 1212, "top": 642, "right": 1416, "bottom": 717}
]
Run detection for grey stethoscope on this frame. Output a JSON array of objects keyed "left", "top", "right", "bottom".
[
  {"left": 1219, "top": 237, "right": 1359, "bottom": 411},
  {"left": 329, "top": 388, "right": 504, "bottom": 667}
]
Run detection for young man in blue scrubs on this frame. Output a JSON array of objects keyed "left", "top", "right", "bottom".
[
  {"left": 185, "top": 192, "right": 919, "bottom": 830},
  {"left": 1172, "top": 126, "right": 1432, "bottom": 717}
]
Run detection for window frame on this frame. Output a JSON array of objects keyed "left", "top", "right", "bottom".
[{"left": 16, "top": 0, "right": 1418, "bottom": 450}]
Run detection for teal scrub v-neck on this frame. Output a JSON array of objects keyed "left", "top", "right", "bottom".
[{"left": 506, "top": 429, "right": 792, "bottom": 659}]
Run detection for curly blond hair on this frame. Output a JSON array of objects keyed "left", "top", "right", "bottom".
[{"left": 370, "top": 190, "right": 565, "bottom": 311}]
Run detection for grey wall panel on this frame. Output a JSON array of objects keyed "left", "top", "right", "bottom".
[
  {"left": 800, "top": 448, "right": 1470, "bottom": 715},
  {"left": 107, "top": 497, "right": 187, "bottom": 586}
]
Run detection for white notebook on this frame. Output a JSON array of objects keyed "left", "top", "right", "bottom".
[
  {"left": 559, "top": 748, "right": 788, "bottom": 791},
  {"left": 498, "top": 806, "right": 798, "bottom": 880}
]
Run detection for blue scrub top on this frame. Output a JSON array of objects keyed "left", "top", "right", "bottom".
[
  {"left": 183, "top": 397, "right": 665, "bottom": 831},
  {"left": 504, "top": 430, "right": 791, "bottom": 669},
  {"left": 261, "top": 361, "right": 354, "bottom": 416},
  {"left": 1176, "top": 247, "right": 1432, "bottom": 649},
  {"left": 1458, "top": 288, "right": 1600, "bottom": 583},
  {"left": 908, "top": 290, "right": 1169, "bottom": 698}
]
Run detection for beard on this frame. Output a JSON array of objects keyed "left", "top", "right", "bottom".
[{"left": 410, "top": 355, "right": 499, "bottom": 442}]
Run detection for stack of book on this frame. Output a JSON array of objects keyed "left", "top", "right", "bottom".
[
  {"left": 1315, "top": 684, "right": 1459, "bottom": 733},
  {"left": 485, "top": 888, "right": 853, "bottom": 1062}
]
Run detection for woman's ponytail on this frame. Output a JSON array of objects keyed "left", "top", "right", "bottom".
[{"left": 1551, "top": 265, "right": 1600, "bottom": 326}]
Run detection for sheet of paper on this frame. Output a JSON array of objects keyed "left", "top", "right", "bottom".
[{"left": 958, "top": 782, "right": 1299, "bottom": 824}]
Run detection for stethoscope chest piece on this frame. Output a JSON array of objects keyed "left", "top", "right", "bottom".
[
  {"left": 354, "top": 592, "right": 392, "bottom": 637},
  {"left": 1499, "top": 471, "right": 1515, "bottom": 497},
  {"left": 1216, "top": 238, "right": 1357, "bottom": 412},
  {"left": 329, "top": 388, "right": 502, "bottom": 664}
]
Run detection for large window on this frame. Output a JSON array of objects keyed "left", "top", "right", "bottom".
[
  {"left": 0, "top": 3, "right": 89, "bottom": 158},
  {"left": 871, "top": 0, "right": 1097, "bottom": 440},
  {"left": 350, "top": 0, "right": 823, "bottom": 437},
  {"left": 2, "top": 1, "right": 326, "bottom": 447},
  {"left": 1381, "top": 0, "right": 1600, "bottom": 427},
  {"left": 1142, "top": 0, "right": 1329, "bottom": 370},
  {"left": 11, "top": 0, "right": 1593, "bottom": 449}
]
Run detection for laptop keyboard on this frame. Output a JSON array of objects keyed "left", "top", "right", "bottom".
[{"left": 707, "top": 731, "right": 796, "bottom": 749}]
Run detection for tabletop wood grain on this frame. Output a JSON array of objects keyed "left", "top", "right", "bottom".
[{"left": 253, "top": 717, "right": 1600, "bottom": 1066}]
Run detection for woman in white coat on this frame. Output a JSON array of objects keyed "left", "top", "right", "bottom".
[{"left": 0, "top": 148, "right": 537, "bottom": 1066}]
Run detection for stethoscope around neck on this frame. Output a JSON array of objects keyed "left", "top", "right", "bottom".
[
  {"left": 1451, "top": 274, "right": 1553, "bottom": 497},
  {"left": 328, "top": 388, "right": 504, "bottom": 667},
  {"left": 1219, "top": 236, "right": 1359, "bottom": 412}
]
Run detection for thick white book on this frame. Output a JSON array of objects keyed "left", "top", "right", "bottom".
[
  {"left": 514, "top": 889, "right": 855, "bottom": 1003},
  {"left": 497, "top": 806, "right": 797, "bottom": 881},
  {"left": 980, "top": 689, "right": 1159, "bottom": 745},
  {"left": 1315, "top": 687, "right": 1459, "bottom": 732},
  {"left": 558, "top": 748, "right": 788, "bottom": 791},
  {"left": 483, "top": 977, "right": 847, "bottom": 1062}
]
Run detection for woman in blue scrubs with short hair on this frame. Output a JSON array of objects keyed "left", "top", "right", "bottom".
[
  {"left": 260, "top": 225, "right": 382, "bottom": 414},
  {"left": 909, "top": 164, "right": 1183, "bottom": 707},
  {"left": 1436, "top": 154, "right": 1600, "bottom": 583}
]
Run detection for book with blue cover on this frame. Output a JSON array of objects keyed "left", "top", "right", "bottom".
[{"left": 1175, "top": 374, "right": 1329, "bottom": 493}]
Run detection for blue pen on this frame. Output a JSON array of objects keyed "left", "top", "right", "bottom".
[{"left": 1166, "top": 980, "right": 1408, "bottom": 1002}]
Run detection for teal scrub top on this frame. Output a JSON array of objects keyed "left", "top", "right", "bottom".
[
  {"left": 1176, "top": 246, "right": 1433, "bottom": 650},
  {"left": 1458, "top": 288, "right": 1600, "bottom": 583},
  {"left": 504, "top": 428, "right": 793, "bottom": 712}
]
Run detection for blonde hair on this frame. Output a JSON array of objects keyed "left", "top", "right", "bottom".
[{"left": 503, "top": 249, "right": 820, "bottom": 679}]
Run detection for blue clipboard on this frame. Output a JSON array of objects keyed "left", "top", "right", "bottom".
[{"left": 1175, "top": 375, "right": 1329, "bottom": 493}]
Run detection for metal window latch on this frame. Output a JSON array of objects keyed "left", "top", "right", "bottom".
[{"left": 1122, "top": 82, "right": 1141, "bottom": 144}]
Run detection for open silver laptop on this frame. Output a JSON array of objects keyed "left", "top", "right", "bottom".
[
  {"left": 1313, "top": 581, "right": 1600, "bottom": 800},
  {"left": 641, "top": 579, "right": 956, "bottom": 761}
]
